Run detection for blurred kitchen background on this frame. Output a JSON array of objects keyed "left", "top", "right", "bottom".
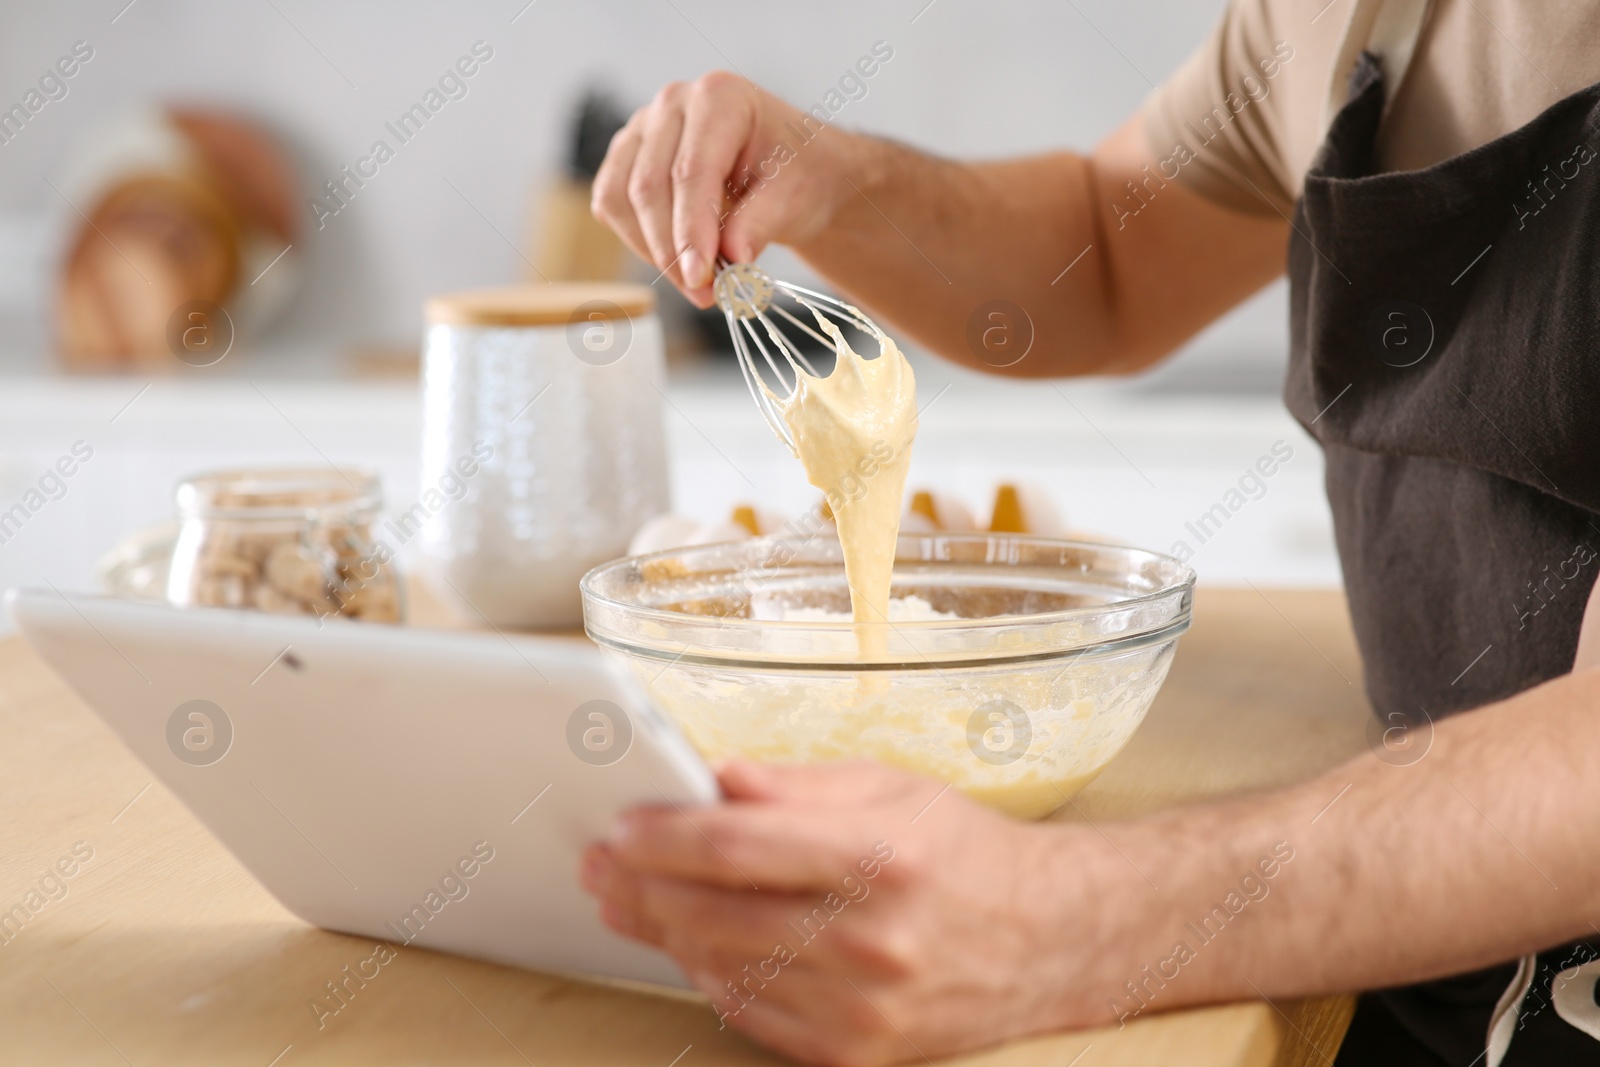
[{"left": 0, "top": 0, "right": 1338, "bottom": 634}]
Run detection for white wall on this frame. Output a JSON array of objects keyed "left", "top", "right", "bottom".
[{"left": 0, "top": 0, "right": 1283, "bottom": 372}]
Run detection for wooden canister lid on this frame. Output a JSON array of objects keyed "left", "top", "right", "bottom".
[{"left": 425, "top": 283, "right": 655, "bottom": 327}]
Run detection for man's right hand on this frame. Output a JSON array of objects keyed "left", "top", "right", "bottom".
[{"left": 591, "top": 72, "right": 859, "bottom": 309}]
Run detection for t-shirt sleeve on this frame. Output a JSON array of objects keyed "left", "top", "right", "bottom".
[{"left": 1137, "top": 0, "right": 1303, "bottom": 217}]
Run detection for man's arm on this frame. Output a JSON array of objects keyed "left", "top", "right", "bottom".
[
  {"left": 582, "top": 656, "right": 1600, "bottom": 1065},
  {"left": 1099, "top": 664, "right": 1600, "bottom": 1014},
  {"left": 591, "top": 73, "right": 1287, "bottom": 377}
]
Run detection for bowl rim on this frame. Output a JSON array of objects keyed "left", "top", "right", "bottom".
[
  {"left": 584, "top": 616, "right": 1191, "bottom": 671},
  {"left": 579, "top": 533, "right": 1196, "bottom": 666}
]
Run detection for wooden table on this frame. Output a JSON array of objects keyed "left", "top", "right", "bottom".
[{"left": 0, "top": 587, "right": 1369, "bottom": 1066}]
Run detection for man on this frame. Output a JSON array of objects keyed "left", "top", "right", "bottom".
[{"left": 578, "top": 1, "right": 1600, "bottom": 1063}]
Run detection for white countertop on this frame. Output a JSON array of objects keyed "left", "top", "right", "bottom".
[{"left": 0, "top": 356, "right": 1339, "bottom": 634}]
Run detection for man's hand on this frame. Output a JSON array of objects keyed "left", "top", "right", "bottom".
[
  {"left": 591, "top": 72, "right": 861, "bottom": 309},
  {"left": 580, "top": 760, "right": 1109, "bottom": 1066}
]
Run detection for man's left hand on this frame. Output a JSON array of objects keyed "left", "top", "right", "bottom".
[{"left": 580, "top": 760, "right": 1113, "bottom": 1066}]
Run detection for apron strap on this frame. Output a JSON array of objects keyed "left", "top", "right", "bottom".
[
  {"left": 1552, "top": 959, "right": 1600, "bottom": 1042},
  {"left": 1486, "top": 953, "right": 1539, "bottom": 1067},
  {"left": 1318, "top": 0, "right": 1433, "bottom": 139}
]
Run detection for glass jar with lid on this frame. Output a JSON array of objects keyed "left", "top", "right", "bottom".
[{"left": 166, "top": 467, "right": 404, "bottom": 622}]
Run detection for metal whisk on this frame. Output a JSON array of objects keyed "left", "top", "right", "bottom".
[{"left": 713, "top": 260, "right": 882, "bottom": 451}]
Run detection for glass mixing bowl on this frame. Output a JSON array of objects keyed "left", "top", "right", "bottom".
[{"left": 580, "top": 534, "right": 1194, "bottom": 820}]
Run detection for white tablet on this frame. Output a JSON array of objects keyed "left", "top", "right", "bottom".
[{"left": 6, "top": 588, "right": 718, "bottom": 989}]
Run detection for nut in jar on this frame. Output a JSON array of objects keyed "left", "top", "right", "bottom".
[{"left": 166, "top": 468, "right": 404, "bottom": 623}]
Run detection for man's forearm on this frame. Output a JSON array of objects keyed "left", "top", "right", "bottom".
[
  {"left": 793, "top": 136, "right": 1116, "bottom": 376},
  {"left": 790, "top": 118, "right": 1289, "bottom": 379},
  {"left": 1063, "top": 667, "right": 1600, "bottom": 1026}
]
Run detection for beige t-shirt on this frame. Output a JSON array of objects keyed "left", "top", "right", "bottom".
[{"left": 1140, "top": 0, "right": 1600, "bottom": 216}]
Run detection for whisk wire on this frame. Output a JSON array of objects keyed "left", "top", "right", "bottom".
[
  {"left": 714, "top": 259, "right": 883, "bottom": 451},
  {"left": 752, "top": 302, "right": 823, "bottom": 383},
  {"left": 766, "top": 301, "right": 834, "bottom": 366},
  {"left": 738, "top": 313, "right": 797, "bottom": 395},
  {"left": 729, "top": 326, "right": 796, "bottom": 448},
  {"left": 775, "top": 279, "right": 878, "bottom": 335}
]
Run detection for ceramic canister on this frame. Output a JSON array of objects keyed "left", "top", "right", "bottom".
[{"left": 418, "top": 283, "right": 670, "bottom": 628}]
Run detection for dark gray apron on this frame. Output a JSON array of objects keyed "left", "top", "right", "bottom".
[{"left": 1285, "top": 52, "right": 1600, "bottom": 1065}]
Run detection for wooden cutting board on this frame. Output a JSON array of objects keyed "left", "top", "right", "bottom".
[{"left": 0, "top": 587, "right": 1367, "bottom": 1066}]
